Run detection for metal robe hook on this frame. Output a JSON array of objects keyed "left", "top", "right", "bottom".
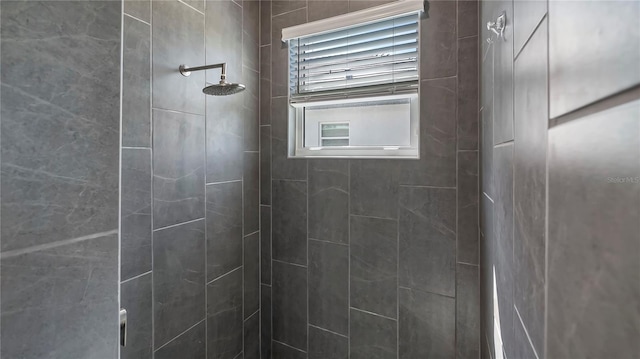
[{"left": 487, "top": 12, "right": 507, "bottom": 39}]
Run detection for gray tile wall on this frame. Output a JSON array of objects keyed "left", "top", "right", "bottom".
[
  {"left": 260, "top": 0, "right": 480, "bottom": 357},
  {"left": 120, "top": 0, "right": 260, "bottom": 358},
  {"left": 480, "top": 1, "right": 640, "bottom": 358},
  {"left": 0, "top": 1, "right": 121, "bottom": 358}
]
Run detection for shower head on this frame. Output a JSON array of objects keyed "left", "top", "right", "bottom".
[
  {"left": 203, "top": 81, "right": 246, "bottom": 96},
  {"left": 179, "top": 63, "right": 246, "bottom": 96}
]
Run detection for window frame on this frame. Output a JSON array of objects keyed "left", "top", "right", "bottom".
[{"left": 285, "top": 10, "right": 422, "bottom": 159}]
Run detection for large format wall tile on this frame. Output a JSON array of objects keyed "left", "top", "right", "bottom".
[
  {"left": 513, "top": 0, "right": 546, "bottom": 56},
  {"left": 261, "top": 125, "right": 272, "bottom": 205},
  {"left": 272, "top": 180, "right": 307, "bottom": 265},
  {"left": 271, "top": 9, "right": 307, "bottom": 97},
  {"left": 400, "top": 77, "right": 457, "bottom": 187},
  {"left": 513, "top": 20, "right": 547, "bottom": 354},
  {"left": 207, "top": 268, "right": 243, "bottom": 359},
  {"left": 308, "top": 0, "right": 349, "bottom": 21},
  {"left": 309, "top": 326, "right": 348, "bottom": 359},
  {"left": 512, "top": 311, "right": 537, "bottom": 359},
  {"left": 244, "top": 311, "right": 261, "bottom": 359},
  {"left": 123, "top": 15, "right": 151, "bottom": 147},
  {"left": 206, "top": 94, "right": 244, "bottom": 183},
  {"left": 260, "top": 0, "right": 272, "bottom": 46},
  {"left": 399, "top": 186, "right": 456, "bottom": 297},
  {"left": 457, "top": 151, "right": 479, "bottom": 265},
  {"left": 261, "top": 205, "right": 272, "bottom": 285},
  {"left": 350, "top": 309, "right": 397, "bottom": 359},
  {"left": 309, "top": 160, "right": 349, "bottom": 245},
  {"left": 420, "top": 0, "right": 457, "bottom": 79},
  {"left": 1, "top": 233, "right": 118, "bottom": 359},
  {"left": 260, "top": 45, "right": 272, "bottom": 125},
  {"left": 308, "top": 239, "right": 349, "bottom": 335},
  {"left": 244, "top": 68, "right": 260, "bottom": 152},
  {"left": 351, "top": 160, "right": 400, "bottom": 219},
  {"left": 261, "top": 285, "right": 273, "bottom": 358},
  {"left": 1, "top": 1, "right": 120, "bottom": 252},
  {"left": 125, "top": 0, "right": 150, "bottom": 22},
  {"left": 244, "top": 231, "right": 261, "bottom": 318},
  {"left": 549, "top": 1, "right": 640, "bottom": 118},
  {"left": 547, "top": 100, "right": 640, "bottom": 359},
  {"left": 273, "top": 341, "right": 308, "bottom": 359},
  {"left": 456, "top": 264, "right": 480, "bottom": 359},
  {"left": 121, "top": 273, "right": 153, "bottom": 359},
  {"left": 480, "top": 37, "right": 494, "bottom": 199},
  {"left": 492, "top": 0, "right": 514, "bottom": 145},
  {"left": 243, "top": 0, "right": 261, "bottom": 72},
  {"left": 206, "top": 181, "right": 243, "bottom": 280},
  {"left": 153, "top": 220, "right": 206, "bottom": 348},
  {"left": 121, "top": 148, "right": 152, "bottom": 280},
  {"left": 152, "top": 0, "right": 205, "bottom": 114},
  {"left": 399, "top": 287, "right": 455, "bottom": 359},
  {"left": 244, "top": 152, "right": 260, "bottom": 234},
  {"left": 458, "top": 0, "right": 478, "bottom": 38},
  {"left": 458, "top": 36, "right": 480, "bottom": 151},
  {"left": 272, "top": 0, "right": 307, "bottom": 16},
  {"left": 153, "top": 109, "right": 205, "bottom": 229},
  {"left": 271, "top": 97, "right": 307, "bottom": 180},
  {"left": 273, "top": 261, "right": 308, "bottom": 351},
  {"left": 155, "top": 321, "right": 206, "bottom": 359},
  {"left": 350, "top": 216, "right": 398, "bottom": 318}
]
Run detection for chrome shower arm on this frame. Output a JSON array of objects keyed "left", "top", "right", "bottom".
[{"left": 179, "top": 63, "right": 226, "bottom": 78}]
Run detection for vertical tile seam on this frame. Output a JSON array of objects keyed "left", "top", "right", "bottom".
[
  {"left": 119, "top": 0, "right": 124, "bottom": 357},
  {"left": 543, "top": 9, "right": 550, "bottom": 359},
  {"left": 150, "top": 0, "right": 155, "bottom": 355},
  {"left": 203, "top": 0, "right": 208, "bottom": 357}
]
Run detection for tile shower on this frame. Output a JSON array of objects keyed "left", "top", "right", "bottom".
[{"left": 0, "top": 1, "right": 637, "bottom": 359}]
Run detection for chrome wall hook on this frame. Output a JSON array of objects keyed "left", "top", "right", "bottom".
[{"left": 487, "top": 12, "right": 507, "bottom": 39}]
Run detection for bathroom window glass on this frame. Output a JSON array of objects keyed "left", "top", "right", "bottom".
[{"left": 285, "top": 11, "right": 420, "bottom": 158}]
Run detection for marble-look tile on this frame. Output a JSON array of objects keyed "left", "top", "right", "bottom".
[
  {"left": 153, "top": 220, "right": 206, "bottom": 348},
  {"left": 493, "top": 0, "right": 514, "bottom": 145},
  {"left": 481, "top": 105, "right": 494, "bottom": 200},
  {"left": 549, "top": 1, "right": 640, "bottom": 117},
  {"left": 183, "top": 0, "right": 205, "bottom": 12},
  {"left": 244, "top": 310, "right": 261, "bottom": 359},
  {"left": 271, "top": 9, "right": 307, "bottom": 97},
  {"left": 244, "top": 231, "right": 260, "bottom": 318},
  {"left": 273, "top": 341, "right": 308, "bottom": 359},
  {"left": 350, "top": 216, "right": 398, "bottom": 319},
  {"left": 153, "top": 109, "right": 205, "bottom": 229},
  {"left": 458, "top": 36, "right": 479, "bottom": 151},
  {"left": 261, "top": 285, "right": 273, "bottom": 358},
  {"left": 309, "top": 326, "right": 348, "bottom": 359},
  {"left": 399, "top": 287, "right": 455, "bottom": 359},
  {"left": 458, "top": 0, "right": 478, "bottom": 38},
  {"left": 494, "top": 143, "right": 515, "bottom": 357},
  {"left": 512, "top": 311, "right": 537, "bottom": 359},
  {"left": 457, "top": 151, "right": 479, "bottom": 265},
  {"left": 121, "top": 148, "right": 152, "bottom": 280},
  {"left": 155, "top": 321, "right": 206, "bottom": 359},
  {"left": 271, "top": 97, "right": 307, "bottom": 180},
  {"left": 308, "top": 239, "right": 349, "bottom": 335},
  {"left": 260, "top": 46, "right": 272, "bottom": 126},
  {"left": 261, "top": 126, "right": 272, "bottom": 205},
  {"left": 206, "top": 94, "right": 244, "bottom": 183},
  {"left": 350, "top": 309, "right": 397, "bottom": 359},
  {"left": 244, "top": 68, "right": 260, "bottom": 152},
  {"left": 350, "top": 160, "right": 400, "bottom": 219},
  {"left": 513, "top": 0, "right": 546, "bottom": 58},
  {"left": 206, "top": 0, "right": 242, "bottom": 82},
  {"left": 261, "top": 205, "right": 272, "bottom": 285},
  {"left": 399, "top": 186, "right": 456, "bottom": 297},
  {"left": 420, "top": 0, "right": 457, "bottom": 79},
  {"left": 308, "top": 0, "right": 348, "bottom": 21},
  {"left": 547, "top": 100, "right": 640, "bottom": 358},
  {"left": 272, "top": 180, "right": 307, "bottom": 265},
  {"left": 125, "top": 0, "right": 151, "bottom": 22},
  {"left": 121, "top": 273, "right": 153, "bottom": 359},
  {"left": 272, "top": 0, "right": 306, "bottom": 16},
  {"left": 456, "top": 264, "right": 480, "bottom": 359},
  {"left": 207, "top": 267, "right": 243, "bottom": 359},
  {"left": 206, "top": 181, "right": 242, "bottom": 280},
  {"left": 244, "top": 152, "right": 260, "bottom": 234},
  {"left": 400, "top": 77, "right": 457, "bottom": 187},
  {"left": 123, "top": 15, "right": 151, "bottom": 147},
  {"left": 273, "top": 261, "right": 308, "bottom": 351},
  {"left": 152, "top": 0, "right": 205, "bottom": 114},
  {"left": 479, "top": 201, "right": 495, "bottom": 357},
  {"left": 309, "top": 160, "right": 349, "bottom": 244},
  {"left": 243, "top": 0, "right": 260, "bottom": 72},
  {"left": 261, "top": 0, "right": 272, "bottom": 46},
  {"left": 1, "top": 233, "right": 118, "bottom": 359},
  {"left": 513, "top": 20, "right": 547, "bottom": 354},
  {"left": 1, "top": 1, "right": 120, "bottom": 252}
]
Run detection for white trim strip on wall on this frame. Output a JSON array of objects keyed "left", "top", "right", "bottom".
[{"left": 281, "top": 0, "right": 424, "bottom": 41}]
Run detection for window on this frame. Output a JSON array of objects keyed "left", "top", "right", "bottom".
[{"left": 282, "top": 1, "right": 423, "bottom": 158}]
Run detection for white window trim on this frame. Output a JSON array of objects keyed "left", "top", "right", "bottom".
[{"left": 281, "top": 0, "right": 424, "bottom": 41}]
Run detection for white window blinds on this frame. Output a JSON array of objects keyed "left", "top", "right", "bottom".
[{"left": 288, "top": 12, "right": 420, "bottom": 100}]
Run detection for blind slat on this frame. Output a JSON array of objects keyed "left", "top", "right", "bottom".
[{"left": 289, "top": 13, "right": 419, "bottom": 96}]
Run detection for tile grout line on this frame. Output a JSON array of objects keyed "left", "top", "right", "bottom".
[
  {"left": 153, "top": 318, "right": 206, "bottom": 353},
  {"left": 121, "top": 270, "right": 152, "bottom": 284},
  {"left": 152, "top": 217, "right": 204, "bottom": 232}
]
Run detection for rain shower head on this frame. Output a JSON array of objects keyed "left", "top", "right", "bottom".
[{"left": 179, "top": 63, "right": 246, "bottom": 96}]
